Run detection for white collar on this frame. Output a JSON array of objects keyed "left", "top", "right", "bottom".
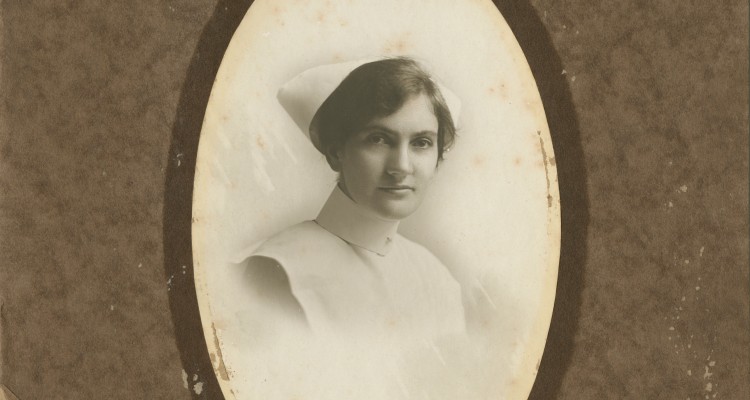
[{"left": 315, "top": 186, "right": 399, "bottom": 256}]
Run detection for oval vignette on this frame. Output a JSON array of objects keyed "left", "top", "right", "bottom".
[{"left": 188, "top": 1, "right": 561, "bottom": 399}]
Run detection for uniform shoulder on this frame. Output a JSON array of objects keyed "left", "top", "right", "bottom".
[
  {"left": 252, "top": 221, "right": 337, "bottom": 256},
  {"left": 395, "top": 233, "right": 444, "bottom": 264},
  {"left": 250, "top": 220, "right": 356, "bottom": 282},
  {"left": 395, "top": 234, "right": 461, "bottom": 284},
  {"left": 227, "top": 221, "right": 322, "bottom": 264},
  {"left": 259, "top": 220, "right": 320, "bottom": 245},
  {"left": 396, "top": 234, "right": 466, "bottom": 333}
]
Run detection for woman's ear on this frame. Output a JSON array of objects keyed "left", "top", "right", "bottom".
[{"left": 325, "top": 146, "right": 342, "bottom": 172}]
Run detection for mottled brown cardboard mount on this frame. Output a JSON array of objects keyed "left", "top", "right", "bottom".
[
  {"left": 1, "top": 0, "right": 747, "bottom": 399},
  {"left": 192, "top": 0, "right": 559, "bottom": 399}
]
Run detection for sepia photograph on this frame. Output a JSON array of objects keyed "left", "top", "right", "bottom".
[
  {"left": 1, "top": 0, "right": 746, "bottom": 399},
  {"left": 191, "top": 0, "right": 559, "bottom": 398}
]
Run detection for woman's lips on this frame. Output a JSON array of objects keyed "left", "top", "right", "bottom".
[{"left": 378, "top": 186, "right": 415, "bottom": 194}]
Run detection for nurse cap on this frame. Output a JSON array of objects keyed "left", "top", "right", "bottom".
[{"left": 277, "top": 57, "right": 461, "bottom": 153}]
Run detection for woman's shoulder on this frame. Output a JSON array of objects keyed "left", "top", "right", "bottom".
[
  {"left": 394, "top": 235, "right": 460, "bottom": 285},
  {"left": 393, "top": 234, "right": 466, "bottom": 334},
  {"left": 260, "top": 220, "right": 323, "bottom": 244},
  {"left": 254, "top": 220, "right": 348, "bottom": 258},
  {"left": 394, "top": 234, "right": 445, "bottom": 265},
  {"left": 247, "top": 221, "right": 363, "bottom": 285}
]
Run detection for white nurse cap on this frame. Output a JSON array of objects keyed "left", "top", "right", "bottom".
[{"left": 276, "top": 57, "right": 461, "bottom": 153}]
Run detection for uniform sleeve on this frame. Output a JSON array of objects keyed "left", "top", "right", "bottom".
[{"left": 234, "top": 255, "right": 309, "bottom": 337}]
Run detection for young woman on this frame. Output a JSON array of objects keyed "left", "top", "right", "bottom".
[{"left": 242, "top": 57, "right": 465, "bottom": 340}]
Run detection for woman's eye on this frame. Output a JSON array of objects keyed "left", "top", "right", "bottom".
[
  {"left": 367, "top": 135, "right": 387, "bottom": 145},
  {"left": 412, "top": 138, "right": 433, "bottom": 149}
]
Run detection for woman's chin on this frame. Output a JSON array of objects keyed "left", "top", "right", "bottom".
[{"left": 371, "top": 200, "right": 420, "bottom": 221}]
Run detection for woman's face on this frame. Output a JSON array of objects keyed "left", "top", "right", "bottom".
[{"left": 335, "top": 94, "right": 439, "bottom": 220}]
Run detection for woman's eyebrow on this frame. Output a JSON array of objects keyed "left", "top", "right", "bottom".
[
  {"left": 413, "top": 130, "right": 438, "bottom": 138},
  {"left": 361, "top": 124, "right": 397, "bottom": 135},
  {"left": 362, "top": 124, "right": 437, "bottom": 138}
]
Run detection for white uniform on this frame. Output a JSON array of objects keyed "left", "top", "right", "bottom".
[
  {"left": 227, "top": 187, "right": 468, "bottom": 400},
  {"left": 250, "top": 186, "right": 465, "bottom": 339}
]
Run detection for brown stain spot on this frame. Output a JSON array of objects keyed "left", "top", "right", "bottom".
[
  {"left": 523, "top": 100, "right": 536, "bottom": 112},
  {"left": 212, "top": 319, "right": 228, "bottom": 330},
  {"left": 256, "top": 135, "right": 266, "bottom": 151},
  {"left": 272, "top": 5, "right": 286, "bottom": 25},
  {"left": 382, "top": 34, "right": 412, "bottom": 54},
  {"left": 472, "top": 154, "right": 486, "bottom": 168},
  {"left": 487, "top": 83, "right": 507, "bottom": 99},
  {"left": 316, "top": 10, "right": 326, "bottom": 23},
  {"left": 513, "top": 157, "right": 522, "bottom": 166}
]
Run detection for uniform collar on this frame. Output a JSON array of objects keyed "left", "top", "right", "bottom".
[{"left": 315, "top": 185, "right": 399, "bottom": 256}]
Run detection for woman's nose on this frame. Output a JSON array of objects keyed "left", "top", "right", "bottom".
[{"left": 386, "top": 144, "right": 413, "bottom": 176}]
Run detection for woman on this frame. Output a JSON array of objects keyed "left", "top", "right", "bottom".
[{"left": 242, "top": 57, "right": 465, "bottom": 340}]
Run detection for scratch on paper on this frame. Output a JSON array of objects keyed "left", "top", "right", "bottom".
[
  {"left": 475, "top": 278, "right": 498, "bottom": 310},
  {"left": 537, "top": 130, "right": 554, "bottom": 208}
]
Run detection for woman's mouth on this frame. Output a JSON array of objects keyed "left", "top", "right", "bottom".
[{"left": 378, "top": 185, "right": 415, "bottom": 194}]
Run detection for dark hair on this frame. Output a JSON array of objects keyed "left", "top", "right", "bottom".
[{"left": 311, "top": 57, "right": 457, "bottom": 166}]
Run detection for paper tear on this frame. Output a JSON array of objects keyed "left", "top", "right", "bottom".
[
  {"left": 210, "top": 323, "right": 230, "bottom": 380},
  {"left": 0, "top": 385, "right": 21, "bottom": 400},
  {"left": 194, "top": 382, "right": 204, "bottom": 395}
]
